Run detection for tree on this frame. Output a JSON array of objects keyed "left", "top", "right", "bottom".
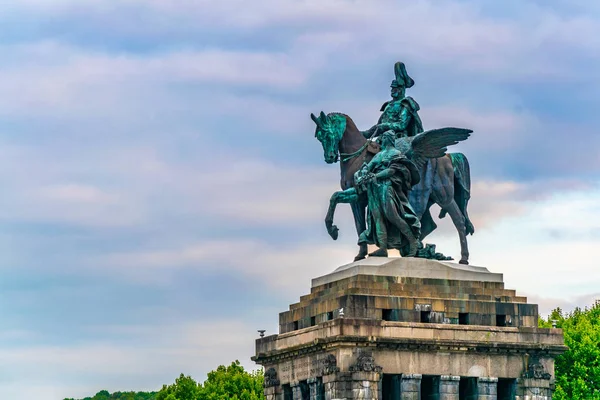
[
  {"left": 198, "top": 361, "right": 264, "bottom": 400},
  {"left": 539, "top": 300, "right": 600, "bottom": 399},
  {"left": 156, "top": 374, "right": 201, "bottom": 400},
  {"left": 64, "top": 390, "right": 158, "bottom": 400},
  {"left": 155, "top": 361, "right": 264, "bottom": 400}
]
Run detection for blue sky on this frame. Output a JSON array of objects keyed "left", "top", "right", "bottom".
[{"left": 1, "top": 0, "right": 600, "bottom": 398}]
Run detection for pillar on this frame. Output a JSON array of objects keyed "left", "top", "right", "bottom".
[
  {"left": 351, "top": 371, "right": 382, "bottom": 400},
  {"left": 440, "top": 376, "right": 460, "bottom": 400},
  {"left": 263, "top": 368, "right": 281, "bottom": 400},
  {"left": 516, "top": 378, "right": 553, "bottom": 400},
  {"left": 400, "top": 374, "right": 422, "bottom": 400},
  {"left": 263, "top": 386, "right": 280, "bottom": 400},
  {"left": 291, "top": 382, "right": 302, "bottom": 400},
  {"left": 517, "top": 357, "right": 554, "bottom": 400},
  {"left": 323, "top": 372, "right": 352, "bottom": 400},
  {"left": 478, "top": 377, "right": 498, "bottom": 400},
  {"left": 308, "top": 377, "right": 325, "bottom": 400}
]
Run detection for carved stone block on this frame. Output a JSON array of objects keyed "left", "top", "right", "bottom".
[
  {"left": 477, "top": 377, "right": 498, "bottom": 400},
  {"left": 440, "top": 375, "right": 460, "bottom": 400}
]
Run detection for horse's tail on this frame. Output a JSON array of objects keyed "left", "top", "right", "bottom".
[{"left": 438, "top": 152, "right": 475, "bottom": 235}]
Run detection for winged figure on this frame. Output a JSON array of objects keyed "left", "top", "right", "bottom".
[
  {"left": 356, "top": 128, "right": 472, "bottom": 257},
  {"left": 320, "top": 120, "right": 472, "bottom": 260}
]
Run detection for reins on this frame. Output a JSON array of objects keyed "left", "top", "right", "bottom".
[{"left": 340, "top": 139, "right": 373, "bottom": 162}]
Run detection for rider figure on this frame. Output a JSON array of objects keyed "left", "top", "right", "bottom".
[{"left": 362, "top": 62, "right": 424, "bottom": 140}]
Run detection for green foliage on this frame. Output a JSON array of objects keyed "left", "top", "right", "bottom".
[
  {"left": 539, "top": 300, "right": 600, "bottom": 399},
  {"left": 64, "top": 389, "right": 157, "bottom": 400},
  {"left": 148, "top": 361, "right": 264, "bottom": 400},
  {"left": 156, "top": 361, "right": 264, "bottom": 400},
  {"left": 199, "top": 360, "right": 264, "bottom": 400},
  {"left": 65, "top": 361, "right": 263, "bottom": 400},
  {"left": 156, "top": 374, "right": 201, "bottom": 400}
]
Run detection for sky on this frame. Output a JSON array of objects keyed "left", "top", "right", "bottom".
[{"left": 1, "top": 0, "right": 600, "bottom": 399}]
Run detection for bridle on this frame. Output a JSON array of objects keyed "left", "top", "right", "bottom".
[{"left": 340, "top": 139, "right": 374, "bottom": 163}]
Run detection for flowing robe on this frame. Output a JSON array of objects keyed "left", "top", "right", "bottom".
[{"left": 356, "top": 148, "right": 421, "bottom": 254}]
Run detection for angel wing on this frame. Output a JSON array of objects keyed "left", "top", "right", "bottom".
[{"left": 400, "top": 127, "right": 472, "bottom": 168}]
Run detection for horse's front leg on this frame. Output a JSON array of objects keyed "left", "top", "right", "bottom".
[{"left": 325, "top": 188, "right": 359, "bottom": 240}]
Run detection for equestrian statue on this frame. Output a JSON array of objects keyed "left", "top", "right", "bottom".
[{"left": 311, "top": 62, "right": 475, "bottom": 264}]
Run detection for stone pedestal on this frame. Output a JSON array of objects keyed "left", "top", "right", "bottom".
[
  {"left": 324, "top": 372, "right": 351, "bottom": 400},
  {"left": 351, "top": 371, "right": 381, "bottom": 399},
  {"left": 440, "top": 376, "right": 460, "bottom": 400},
  {"left": 291, "top": 382, "right": 301, "bottom": 400},
  {"left": 516, "top": 378, "right": 553, "bottom": 400},
  {"left": 478, "top": 377, "right": 498, "bottom": 400},
  {"left": 308, "top": 377, "right": 324, "bottom": 400},
  {"left": 324, "top": 371, "right": 382, "bottom": 400},
  {"left": 263, "top": 385, "right": 279, "bottom": 400},
  {"left": 400, "top": 374, "right": 421, "bottom": 400},
  {"left": 253, "top": 258, "right": 566, "bottom": 400}
]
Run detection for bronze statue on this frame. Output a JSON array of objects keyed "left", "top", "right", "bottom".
[
  {"left": 362, "top": 62, "right": 424, "bottom": 140},
  {"left": 354, "top": 130, "right": 422, "bottom": 257},
  {"left": 311, "top": 61, "right": 475, "bottom": 263}
]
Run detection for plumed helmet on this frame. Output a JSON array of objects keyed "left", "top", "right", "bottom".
[{"left": 390, "top": 61, "right": 414, "bottom": 89}]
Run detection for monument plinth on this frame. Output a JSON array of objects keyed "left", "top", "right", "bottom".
[
  {"left": 253, "top": 258, "right": 566, "bottom": 400},
  {"left": 252, "top": 61, "right": 566, "bottom": 399}
]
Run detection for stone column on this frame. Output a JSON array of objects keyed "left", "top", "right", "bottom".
[
  {"left": 516, "top": 378, "right": 552, "bottom": 400},
  {"left": 263, "top": 368, "right": 281, "bottom": 400},
  {"left": 440, "top": 375, "right": 460, "bottom": 400},
  {"left": 263, "top": 386, "right": 280, "bottom": 400},
  {"left": 308, "top": 377, "right": 324, "bottom": 400},
  {"left": 400, "top": 374, "right": 422, "bottom": 400},
  {"left": 345, "top": 351, "right": 383, "bottom": 399},
  {"left": 478, "top": 377, "right": 498, "bottom": 400},
  {"left": 351, "top": 371, "right": 381, "bottom": 400},
  {"left": 323, "top": 372, "right": 352, "bottom": 400},
  {"left": 291, "top": 382, "right": 302, "bottom": 400},
  {"left": 517, "top": 357, "right": 554, "bottom": 400}
]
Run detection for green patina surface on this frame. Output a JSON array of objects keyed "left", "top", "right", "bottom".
[
  {"left": 354, "top": 131, "right": 421, "bottom": 258},
  {"left": 311, "top": 61, "right": 475, "bottom": 263}
]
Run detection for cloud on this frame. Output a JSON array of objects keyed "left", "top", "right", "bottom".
[
  {"left": 0, "top": 42, "right": 309, "bottom": 120},
  {"left": 5, "top": 0, "right": 600, "bottom": 84},
  {"left": 528, "top": 292, "right": 600, "bottom": 317},
  {"left": 2, "top": 2, "right": 600, "bottom": 399},
  {"left": 38, "top": 184, "right": 117, "bottom": 204},
  {"left": 0, "top": 320, "right": 260, "bottom": 400},
  {"left": 98, "top": 239, "right": 356, "bottom": 290},
  {"left": 0, "top": 118, "right": 339, "bottom": 229}
]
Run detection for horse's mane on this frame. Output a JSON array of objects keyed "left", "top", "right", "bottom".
[{"left": 327, "top": 112, "right": 360, "bottom": 133}]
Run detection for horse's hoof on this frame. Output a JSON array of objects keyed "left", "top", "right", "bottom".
[
  {"left": 368, "top": 248, "right": 388, "bottom": 257},
  {"left": 405, "top": 242, "right": 419, "bottom": 257},
  {"left": 459, "top": 259, "right": 469, "bottom": 265},
  {"left": 328, "top": 225, "right": 339, "bottom": 240}
]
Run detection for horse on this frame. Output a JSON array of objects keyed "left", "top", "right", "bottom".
[{"left": 311, "top": 111, "right": 474, "bottom": 264}]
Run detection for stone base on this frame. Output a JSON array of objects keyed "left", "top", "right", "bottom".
[
  {"left": 253, "top": 257, "right": 566, "bottom": 399},
  {"left": 312, "top": 257, "right": 502, "bottom": 287}
]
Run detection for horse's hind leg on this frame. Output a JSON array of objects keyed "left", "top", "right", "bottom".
[
  {"left": 351, "top": 199, "right": 368, "bottom": 261},
  {"left": 444, "top": 200, "right": 470, "bottom": 264}
]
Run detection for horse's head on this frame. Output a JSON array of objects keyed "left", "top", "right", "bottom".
[{"left": 311, "top": 111, "right": 347, "bottom": 164}]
